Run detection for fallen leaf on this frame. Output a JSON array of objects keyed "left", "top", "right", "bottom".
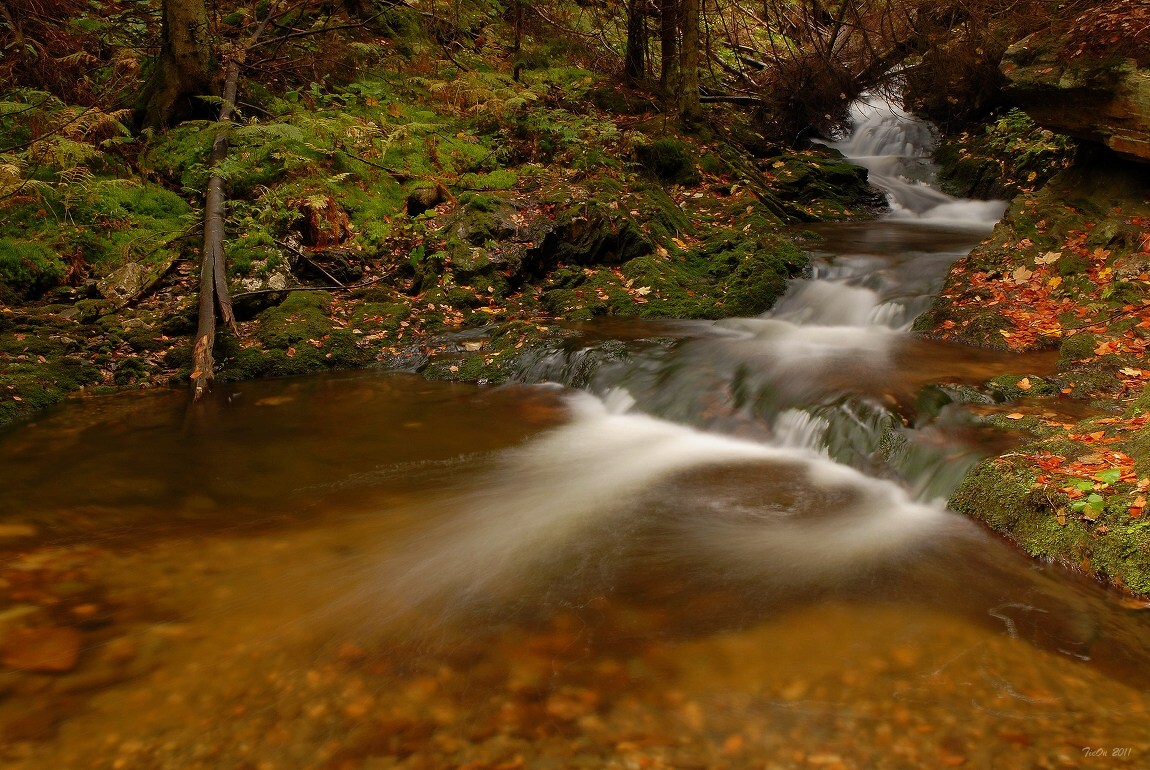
[
  {"left": 1012, "top": 265, "right": 1034, "bottom": 284},
  {"left": 1017, "top": 377, "right": 1032, "bottom": 391},
  {"left": 1120, "top": 367, "right": 1143, "bottom": 376},
  {"left": 1035, "top": 251, "right": 1061, "bottom": 265},
  {"left": 1005, "top": 412, "right": 1025, "bottom": 420}
]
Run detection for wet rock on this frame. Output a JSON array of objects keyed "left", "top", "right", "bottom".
[
  {"left": 1003, "top": 33, "right": 1150, "bottom": 162},
  {"left": 1, "top": 626, "right": 82, "bottom": 672},
  {"left": 407, "top": 184, "right": 448, "bottom": 216},
  {"left": 96, "top": 260, "right": 172, "bottom": 310}
]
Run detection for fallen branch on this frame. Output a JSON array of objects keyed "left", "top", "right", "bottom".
[
  {"left": 230, "top": 272, "right": 392, "bottom": 301},
  {"left": 699, "top": 94, "right": 765, "bottom": 105},
  {"left": 190, "top": 55, "right": 241, "bottom": 401},
  {"left": 274, "top": 237, "right": 346, "bottom": 287}
]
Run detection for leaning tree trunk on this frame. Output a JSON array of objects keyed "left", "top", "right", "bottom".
[
  {"left": 141, "top": 0, "right": 215, "bottom": 128},
  {"left": 190, "top": 57, "right": 241, "bottom": 401}
]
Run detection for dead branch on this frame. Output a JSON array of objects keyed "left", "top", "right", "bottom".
[{"left": 229, "top": 271, "right": 392, "bottom": 301}]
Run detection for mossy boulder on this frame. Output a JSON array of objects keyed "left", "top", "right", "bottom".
[{"left": 635, "top": 138, "right": 702, "bottom": 186}]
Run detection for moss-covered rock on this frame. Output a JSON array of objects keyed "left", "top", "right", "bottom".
[{"left": 635, "top": 138, "right": 701, "bottom": 186}]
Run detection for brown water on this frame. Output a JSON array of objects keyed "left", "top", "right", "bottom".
[
  {"left": 1, "top": 358, "right": 1149, "bottom": 769},
  {"left": 5, "top": 108, "right": 1150, "bottom": 767}
]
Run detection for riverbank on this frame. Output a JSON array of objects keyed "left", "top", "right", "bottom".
[
  {"left": 0, "top": 42, "right": 881, "bottom": 427},
  {"left": 919, "top": 146, "right": 1150, "bottom": 596}
]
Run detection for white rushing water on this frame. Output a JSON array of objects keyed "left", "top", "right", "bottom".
[
  {"left": 360, "top": 389, "right": 953, "bottom": 620},
  {"left": 361, "top": 97, "right": 1008, "bottom": 617},
  {"left": 826, "top": 98, "right": 1007, "bottom": 226}
]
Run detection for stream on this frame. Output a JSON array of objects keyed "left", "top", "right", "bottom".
[{"left": 2, "top": 101, "right": 1150, "bottom": 768}]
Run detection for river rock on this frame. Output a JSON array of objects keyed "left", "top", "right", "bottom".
[
  {"left": 0, "top": 605, "right": 48, "bottom": 647},
  {"left": 1, "top": 625, "right": 82, "bottom": 672},
  {"left": 1002, "top": 34, "right": 1150, "bottom": 162},
  {"left": 96, "top": 260, "right": 172, "bottom": 309}
]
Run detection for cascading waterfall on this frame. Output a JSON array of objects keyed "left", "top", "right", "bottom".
[
  {"left": 825, "top": 98, "right": 1009, "bottom": 225},
  {"left": 357, "top": 99, "right": 1016, "bottom": 612}
]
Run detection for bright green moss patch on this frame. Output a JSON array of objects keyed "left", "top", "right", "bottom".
[{"left": 0, "top": 238, "right": 65, "bottom": 301}]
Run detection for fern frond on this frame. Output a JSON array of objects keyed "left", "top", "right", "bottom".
[
  {"left": 233, "top": 123, "right": 307, "bottom": 143},
  {"left": 57, "top": 166, "right": 95, "bottom": 186}
]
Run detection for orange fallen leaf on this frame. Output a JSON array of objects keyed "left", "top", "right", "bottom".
[
  {"left": 1017, "top": 377, "right": 1032, "bottom": 391},
  {"left": 1005, "top": 413, "right": 1025, "bottom": 420}
]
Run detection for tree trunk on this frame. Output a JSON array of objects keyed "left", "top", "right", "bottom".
[
  {"left": 624, "top": 0, "right": 647, "bottom": 86},
  {"left": 678, "top": 0, "right": 702, "bottom": 124},
  {"left": 141, "top": 0, "right": 215, "bottom": 129},
  {"left": 659, "top": 0, "right": 679, "bottom": 96},
  {"left": 190, "top": 58, "right": 240, "bottom": 401}
]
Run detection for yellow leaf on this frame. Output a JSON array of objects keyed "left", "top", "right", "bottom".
[
  {"left": 1048, "top": 276, "right": 1062, "bottom": 289},
  {"left": 1120, "top": 367, "right": 1143, "bottom": 376},
  {"left": 1017, "top": 377, "right": 1032, "bottom": 391}
]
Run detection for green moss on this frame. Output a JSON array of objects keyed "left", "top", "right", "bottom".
[
  {"left": 255, "top": 291, "right": 335, "bottom": 349},
  {"left": 140, "top": 124, "right": 214, "bottom": 191},
  {"left": 1058, "top": 331, "right": 1096, "bottom": 365},
  {"left": 0, "top": 320, "right": 102, "bottom": 427},
  {"left": 1129, "top": 383, "right": 1150, "bottom": 416},
  {"left": 82, "top": 182, "right": 190, "bottom": 223},
  {"left": 458, "top": 170, "right": 518, "bottom": 191},
  {"left": 1057, "top": 252, "right": 1091, "bottom": 276},
  {"left": 635, "top": 138, "right": 701, "bottom": 186},
  {"left": 352, "top": 301, "right": 410, "bottom": 333},
  {"left": 988, "top": 374, "right": 1057, "bottom": 400},
  {"left": 0, "top": 238, "right": 65, "bottom": 300}
]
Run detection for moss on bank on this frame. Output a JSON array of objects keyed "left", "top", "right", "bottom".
[{"left": 953, "top": 411, "right": 1150, "bottom": 597}]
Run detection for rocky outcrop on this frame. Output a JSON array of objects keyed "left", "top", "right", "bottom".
[{"left": 1002, "top": 35, "right": 1150, "bottom": 162}]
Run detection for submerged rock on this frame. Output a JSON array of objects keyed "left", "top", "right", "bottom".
[{"left": 1, "top": 625, "right": 82, "bottom": 673}]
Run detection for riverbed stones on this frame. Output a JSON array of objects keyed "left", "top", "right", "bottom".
[{"left": 1, "top": 625, "right": 82, "bottom": 673}]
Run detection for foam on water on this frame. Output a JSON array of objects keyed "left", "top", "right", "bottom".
[
  {"left": 360, "top": 390, "right": 950, "bottom": 617},
  {"left": 827, "top": 97, "right": 1007, "bottom": 228}
]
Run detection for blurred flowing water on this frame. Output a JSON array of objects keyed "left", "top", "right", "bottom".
[{"left": 2, "top": 101, "right": 1150, "bottom": 768}]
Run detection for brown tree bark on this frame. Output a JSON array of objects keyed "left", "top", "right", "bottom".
[
  {"left": 190, "top": 56, "right": 240, "bottom": 401},
  {"left": 659, "top": 0, "right": 679, "bottom": 95},
  {"left": 678, "top": 0, "right": 702, "bottom": 124},
  {"left": 141, "top": 0, "right": 215, "bottom": 129},
  {"left": 624, "top": 0, "right": 647, "bottom": 85}
]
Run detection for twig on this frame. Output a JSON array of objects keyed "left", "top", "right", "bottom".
[
  {"left": 274, "top": 237, "right": 346, "bottom": 287},
  {"left": 1062, "top": 302, "right": 1150, "bottom": 333},
  {"left": 231, "top": 272, "right": 392, "bottom": 301}
]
